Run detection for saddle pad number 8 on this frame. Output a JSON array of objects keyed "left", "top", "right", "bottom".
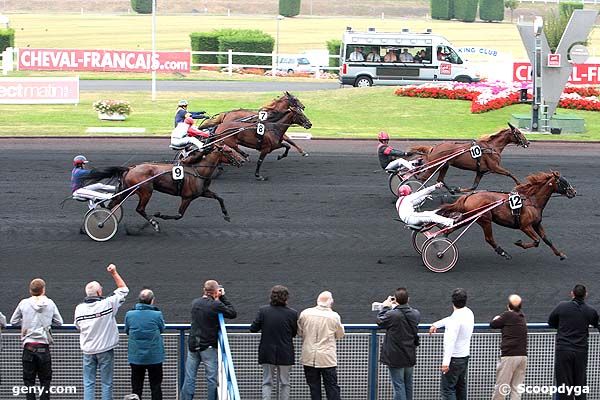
[
  {"left": 470, "top": 144, "right": 482, "bottom": 159},
  {"left": 508, "top": 193, "right": 523, "bottom": 210},
  {"left": 257, "top": 123, "right": 265, "bottom": 136},
  {"left": 172, "top": 165, "right": 184, "bottom": 180}
]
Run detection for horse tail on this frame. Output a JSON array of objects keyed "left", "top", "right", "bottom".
[
  {"left": 410, "top": 145, "right": 433, "bottom": 155},
  {"left": 438, "top": 194, "right": 469, "bottom": 216},
  {"left": 83, "top": 166, "right": 129, "bottom": 186}
]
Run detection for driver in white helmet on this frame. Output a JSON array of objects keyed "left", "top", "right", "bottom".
[
  {"left": 71, "top": 155, "right": 116, "bottom": 209},
  {"left": 174, "top": 99, "right": 208, "bottom": 127},
  {"left": 396, "top": 182, "right": 456, "bottom": 227}
]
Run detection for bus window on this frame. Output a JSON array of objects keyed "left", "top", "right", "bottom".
[
  {"left": 437, "top": 46, "right": 463, "bottom": 64},
  {"left": 383, "top": 48, "right": 398, "bottom": 63},
  {"left": 413, "top": 47, "right": 432, "bottom": 64},
  {"left": 365, "top": 47, "right": 381, "bottom": 62},
  {"left": 347, "top": 46, "right": 365, "bottom": 62}
]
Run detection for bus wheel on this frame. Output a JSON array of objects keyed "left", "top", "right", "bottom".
[{"left": 354, "top": 76, "right": 373, "bottom": 87}]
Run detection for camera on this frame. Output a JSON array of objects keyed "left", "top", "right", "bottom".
[{"left": 371, "top": 302, "right": 384, "bottom": 311}]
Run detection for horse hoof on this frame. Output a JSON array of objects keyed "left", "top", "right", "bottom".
[
  {"left": 154, "top": 212, "right": 161, "bottom": 218},
  {"left": 302, "top": 153, "right": 309, "bottom": 157},
  {"left": 504, "top": 253, "right": 512, "bottom": 260},
  {"left": 514, "top": 240, "right": 523, "bottom": 247},
  {"left": 560, "top": 254, "right": 567, "bottom": 260},
  {"left": 79, "top": 227, "right": 86, "bottom": 235},
  {"left": 150, "top": 220, "right": 160, "bottom": 232},
  {"left": 277, "top": 155, "right": 283, "bottom": 161},
  {"left": 224, "top": 216, "right": 231, "bottom": 222},
  {"left": 255, "top": 176, "right": 268, "bottom": 181}
]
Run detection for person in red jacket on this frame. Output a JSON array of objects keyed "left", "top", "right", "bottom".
[
  {"left": 171, "top": 117, "right": 211, "bottom": 153},
  {"left": 377, "top": 131, "right": 417, "bottom": 172}
]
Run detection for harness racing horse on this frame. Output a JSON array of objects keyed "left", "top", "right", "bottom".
[
  {"left": 84, "top": 145, "right": 245, "bottom": 232},
  {"left": 206, "top": 92, "right": 310, "bottom": 157},
  {"left": 439, "top": 171, "right": 576, "bottom": 260},
  {"left": 213, "top": 92, "right": 313, "bottom": 180},
  {"left": 410, "top": 123, "right": 530, "bottom": 192}
]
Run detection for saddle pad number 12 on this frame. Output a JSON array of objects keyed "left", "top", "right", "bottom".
[
  {"left": 470, "top": 144, "right": 482, "bottom": 159},
  {"left": 508, "top": 193, "right": 523, "bottom": 210},
  {"left": 257, "top": 111, "right": 268, "bottom": 136},
  {"left": 172, "top": 166, "right": 184, "bottom": 180}
]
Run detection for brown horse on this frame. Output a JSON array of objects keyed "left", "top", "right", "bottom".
[
  {"left": 213, "top": 92, "right": 312, "bottom": 180},
  {"left": 439, "top": 171, "right": 576, "bottom": 260},
  {"left": 410, "top": 123, "right": 530, "bottom": 192},
  {"left": 84, "top": 145, "right": 245, "bottom": 232}
]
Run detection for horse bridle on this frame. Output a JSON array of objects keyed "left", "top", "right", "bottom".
[{"left": 511, "top": 128, "right": 528, "bottom": 147}]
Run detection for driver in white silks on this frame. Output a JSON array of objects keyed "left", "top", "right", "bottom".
[
  {"left": 396, "top": 182, "right": 456, "bottom": 227},
  {"left": 71, "top": 155, "right": 116, "bottom": 209}
]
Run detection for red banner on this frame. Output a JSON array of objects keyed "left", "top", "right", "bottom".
[
  {"left": 18, "top": 49, "right": 190, "bottom": 73},
  {"left": 513, "top": 62, "right": 600, "bottom": 84}
]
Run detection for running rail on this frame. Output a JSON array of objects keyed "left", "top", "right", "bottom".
[{"left": 218, "top": 313, "right": 241, "bottom": 400}]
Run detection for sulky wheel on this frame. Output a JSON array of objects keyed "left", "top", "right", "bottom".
[
  {"left": 422, "top": 237, "right": 459, "bottom": 273},
  {"left": 388, "top": 172, "right": 403, "bottom": 196},
  {"left": 411, "top": 225, "right": 441, "bottom": 255},
  {"left": 99, "top": 204, "right": 123, "bottom": 223},
  {"left": 84, "top": 208, "right": 118, "bottom": 242}
]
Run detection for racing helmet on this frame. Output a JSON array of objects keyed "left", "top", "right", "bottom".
[
  {"left": 398, "top": 185, "right": 412, "bottom": 196},
  {"left": 184, "top": 117, "right": 195, "bottom": 125},
  {"left": 378, "top": 131, "right": 390, "bottom": 143},
  {"left": 73, "top": 155, "right": 89, "bottom": 167},
  {"left": 178, "top": 99, "right": 189, "bottom": 107}
]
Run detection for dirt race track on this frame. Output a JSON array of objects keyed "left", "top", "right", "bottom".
[{"left": 1, "top": 138, "right": 599, "bottom": 324}]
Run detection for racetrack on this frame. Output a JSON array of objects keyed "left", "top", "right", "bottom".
[{"left": 1, "top": 139, "right": 599, "bottom": 324}]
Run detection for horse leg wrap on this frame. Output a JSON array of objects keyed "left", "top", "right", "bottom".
[{"left": 542, "top": 237, "right": 553, "bottom": 247}]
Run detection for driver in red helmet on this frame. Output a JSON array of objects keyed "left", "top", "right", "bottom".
[
  {"left": 377, "top": 131, "right": 417, "bottom": 172},
  {"left": 71, "top": 155, "right": 116, "bottom": 209},
  {"left": 171, "top": 116, "right": 211, "bottom": 154},
  {"left": 396, "top": 182, "right": 455, "bottom": 227}
]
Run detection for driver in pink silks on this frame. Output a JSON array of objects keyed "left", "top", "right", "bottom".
[
  {"left": 171, "top": 116, "right": 211, "bottom": 153},
  {"left": 396, "top": 182, "right": 456, "bottom": 227}
]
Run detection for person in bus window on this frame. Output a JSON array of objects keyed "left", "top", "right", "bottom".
[
  {"left": 399, "top": 49, "right": 414, "bottom": 63},
  {"left": 414, "top": 50, "right": 427, "bottom": 63},
  {"left": 384, "top": 49, "right": 397, "bottom": 63},
  {"left": 366, "top": 48, "right": 381, "bottom": 62},
  {"left": 349, "top": 47, "right": 364, "bottom": 62},
  {"left": 437, "top": 46, "right": 450, "bottom": 62}
]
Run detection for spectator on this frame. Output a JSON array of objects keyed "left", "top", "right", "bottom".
[
  {"left": 399, "top": 49, "right": 414, "bottom": 63},
  {"left": 413, "top": 50, "right": 428, "bottom": 63},
  {"left": 377, "top": 288, "right": 421, "bottom": 400},
  {"left": 250, "top": 285, "right": 298, "bottom": 400},
  {"left": 429, "top": 288, "right": 474, "bottom": 400},
  {"left": 384, "top": 50, "right": 398, "bottom": 63},
  {"left": 490, "top": 294, "right": 527, "bottom": 400},
  {"left": 298, "top": 291, "right": 345, "bottom": 400},
  {"left": 349, "top": 47, "right": 364, "bottom": 62},
  {"left": 75, "top": 264, "right": 129, "bottom": 400},
  {"left": 125, "top": 289, "right": 166, "bottom": 400},
  {"left": 10, "top": 278, "right": 63, "bottom": 400},
  {"left": 548, "top": 284, "right": 598, "bottom": 400},
  {"left": 180, "top": 280, "right": 237, "bottom": 400},
  {"left": 366, "top": 48, "right": 381, "bottom": 62}
]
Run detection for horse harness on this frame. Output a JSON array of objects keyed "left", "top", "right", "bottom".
[{"left": 470, "top": 140, "right": 500, "bottom": 174}]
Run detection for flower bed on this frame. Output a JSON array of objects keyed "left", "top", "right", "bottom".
[
  {"left": 92, "top": 99, "right": 132, "bottom": 116},
  {"left": 394, "top": 81, "right": 600, "bottom": 113}
]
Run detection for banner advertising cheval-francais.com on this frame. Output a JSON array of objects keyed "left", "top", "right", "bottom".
[{"left": 0, "top": 77, "right": 79, "bottom": 104}]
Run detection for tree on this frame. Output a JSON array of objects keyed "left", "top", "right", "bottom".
[{"left": 504, "top": 0, "right": 518, "bottom": 23}]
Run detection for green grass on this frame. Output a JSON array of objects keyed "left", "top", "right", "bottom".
[{"left": 1, "top": 87, "right": 599, "bottom": 140}]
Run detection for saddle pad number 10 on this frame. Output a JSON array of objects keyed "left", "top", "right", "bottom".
[
  {"left": 508, "top": 193, "right": 523, "bottom": 210},
  {"left": 470, "top": 144, "right": 482, "bottom": 159},
  {"left": 172, "top": 166, "right": 184, "bottom": 180}
]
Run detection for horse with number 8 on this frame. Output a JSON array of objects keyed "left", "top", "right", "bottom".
[{"left": 438, "top": 171, "right": 576, "bottom": 260}]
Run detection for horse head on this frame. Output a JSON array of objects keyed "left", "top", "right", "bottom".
[
  {"left": 284, "top": 92, "right": 312, "bottom": 129},
  {"left": 216, "top": 144, "right": 245, "bottom": 167},
  {"left": 550, "top": 171, "right": 577, "bottom": 198},
  {"left": 508, "top": 123, "right": 530, "bottom": 148}
]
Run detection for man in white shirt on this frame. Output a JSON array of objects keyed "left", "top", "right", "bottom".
[
  {"left": 399, "top": 49, "right": 414, "bottom": 63},
  {"left": 429, "top": 288, "right": 474, "bottom": 400},
  {"left": 74, "top": 264, "right": 129, "bottom": 400},
  {"left": 349, "top": 47, "right": 364, "bottom": 62},
  {"left": 366, "top": 48, "right": 381, "bottom": 62}
]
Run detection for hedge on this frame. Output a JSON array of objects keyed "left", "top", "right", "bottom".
[
  {"left": 190, "top": 30, "right": 228, "bottom": 66},
  {"left": 0, "top": 28, "right": 14, "bottom": 53},
  {"left": 454, "top": 0, "right": 478, "bottom": 22},
  {"left": 431, "top": 0, "right": 454, "bottom": 20},
  {"left": 217, "top": 31, "right": 275, "bottom": 66},
  {"left": 279, "top": 0, "right": 301, "bottom": 17},
  {"left": 326, "top": 39, "right": 341, "bottom": 68},
  {"left": 559, "top": 2, "right": 583, "bottom": 19},
  {"left": 130, "top": 0, "right": 152, "bottom": 14},
  {"left": 479, "top": 0, "right": 504, "bottom": 21}
]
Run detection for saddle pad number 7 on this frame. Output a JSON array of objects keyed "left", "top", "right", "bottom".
[
  {"left": 172, "top": 166, "right": 184, "bottom": 180},
  {"left": 258, "top": 111, "right": 268, "bottom": 121},
  {"left": 470, "top": 144, "right": 482, "bottom": 159},
  {"left": 508, "top": 193, "right": 523, "bottom": 210}
]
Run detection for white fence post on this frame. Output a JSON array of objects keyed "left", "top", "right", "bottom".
[
  {"left": 2, "top": 47, "right": 14, "bottom": 75},
  {"left": 227, "top": 49, "right": 233, "bottom": 77},
  {"left": 271, "top": 52, "right": 277, "bottom": 78}
]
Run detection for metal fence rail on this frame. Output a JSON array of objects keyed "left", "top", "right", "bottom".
[{"left": 1, "top": 323, "right": 599, "bottom": 399}]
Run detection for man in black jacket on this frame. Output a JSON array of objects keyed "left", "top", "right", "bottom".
[
  {"left": 180, "top": 280, "right": 237, "bottom": 400},
  {"left": 377, "top": 287, "right": 421, "bottom": 400},
  {"left": 250, "top": 285, "right": 298, "bottom": 400},
  {"left": 548, "top": 284, "right": 599, "bottom": 400}
]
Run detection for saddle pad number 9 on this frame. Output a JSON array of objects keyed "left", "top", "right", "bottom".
[
  {"left": 172, "top": 166, "right": 184, "bottom": 180},
  {"left": 508, "top": 193, "right": 523, "bottom": 210},
  {"left": 470, "top": 144, "right": 482, "bottom": 159}
]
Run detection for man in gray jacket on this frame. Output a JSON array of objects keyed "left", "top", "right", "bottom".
[{"left": 10, "top": 278, "right": 64, "bottom": 400}]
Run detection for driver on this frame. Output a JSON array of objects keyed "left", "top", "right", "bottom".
[
  {"left": 396, "top": 182, "right": 456, "bottom": 227},
  {"left": 71, "top": 155, "right": 116, "bottom": 209},
  {"left": 171, "top": 117, "right": 211, "bottom": 153},
  {"left": 377, "top": 131, "right": 417, "bottom": 172},
  {"left": 174, "top": 99, "right": 209, "bottom": 127}
]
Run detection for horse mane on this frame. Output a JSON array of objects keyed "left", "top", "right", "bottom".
[
  {"left": 262, "top": 96, "right": 284, "bottom": 111},
  {"left": 514, "top": 172, "right": 554, "bottom": 196},
  {"left": 479, "top": 128, "right": 508, "bottom": 142}
]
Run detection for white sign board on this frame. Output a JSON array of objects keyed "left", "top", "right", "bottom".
[{"left": 0, "top": 77, "right": 79, "bottom": 104}]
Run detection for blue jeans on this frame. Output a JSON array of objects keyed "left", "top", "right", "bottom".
[
  {"left": 83, "top": 349, "right": 114, "bottom": 400},
  {"left": 180, "top": 347, "right": 218, "bottom": 400},
  {"left": 389, "top": 367, "right": 414, "bottom": 400},
  {"left": 441, "top": 356, "right": 469, "bottom": 400}
]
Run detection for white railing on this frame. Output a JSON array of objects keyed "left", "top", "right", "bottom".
[
  {"left": 1, "top": 46, "right": 15, "bottom": 75},
  {"left": 191, "top": 49, "right": 340, "bottom": 78}
]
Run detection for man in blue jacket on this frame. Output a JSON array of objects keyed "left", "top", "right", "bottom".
[{"left": 125, "top": 289, "right": 166, "bottom": 400}]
